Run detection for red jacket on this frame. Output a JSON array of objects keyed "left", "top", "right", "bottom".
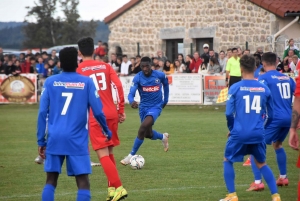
[
  {"left": 189, "top": 58, "right": 202, "bottom": 73},
  {"left": 21, "top": 61, "right": 31, "bottom": 73},
  {"left": 94, "top": 46, "right": 106, "bottom": 56}
]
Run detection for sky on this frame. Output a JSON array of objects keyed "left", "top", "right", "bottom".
[{"left": 0, "top": 0, "right": 131, "bottom": 22}]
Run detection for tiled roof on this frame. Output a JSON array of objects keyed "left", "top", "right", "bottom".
[
  {"left": 248, "top": 0, "right": 300, "bottom": 18},
  {"left": 104, "top": 0, "right": 300, "bottom": 24}
]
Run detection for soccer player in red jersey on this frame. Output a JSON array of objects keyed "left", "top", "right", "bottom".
[
  {"left": 289, "top": 74, "right": 300, "bottom": 201},
  {"left": 76, "top": 37, "right": 127, "bottom": 201}
]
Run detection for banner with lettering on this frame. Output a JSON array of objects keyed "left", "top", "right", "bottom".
[
  {"left": 0, "top": 74, "right": 37, "bottom": 103},
  {"left": 202, "top": 74, "right": 226, "bottom": 105}
]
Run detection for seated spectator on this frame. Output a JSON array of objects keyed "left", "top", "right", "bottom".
[
  {"left": 189, "top": 51, "right": 202, "bottom": 73},
  {"left": 177, "top": 53, "right": 186, "bottom": 65},
  {"left": 282, "top": 64, "right": 292, "bottom": 74},
  {"left": 5, "top": 60, "right": 15, "bottom": 75},
  {"left": 36, "top": 57, "right": 45, "bottom": 74},
  {"left": 12, "top": 60, "right": 22, "bottom": 76},
  {"left": 174, "top": 59, "right": 186, "bottom": 73},
  {"left": 131, "top": 55, "right": 141, "bottom": 74},
  {"left": 50, "top": 50, "right": 59, "bottom": 65},
  {"left": 52, "top": 61, "right": 62, "bottom": 75},
  {"left": 283, "top": 38, "right": 300, "bottom": 60},
  {"left": 185, "top": 54, "right": 193, "bottom": 73},
  {"left": 156, "top": 59, "right": 164, "bottom": 72},
  {"left": 276, "top": 57, "right": 283, "bottom": 71},
  {"left": 207, "top": 57, "right": 221, "bottom": 74},
  {"left": 218, "top": 50, "right": 228, "bottom": 74},
  {"left": 157, "top": 50, "right": 167, "bottom": 62},
  {"left": 120, "top": 55, "right": 131, "bottom": 76},
  {"left": 163, "top": 60, "right": 174, "bottom": 75}
]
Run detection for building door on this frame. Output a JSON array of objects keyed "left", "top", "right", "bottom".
[
  {"left": 196, "top": 38, "right": 214, "bottom": 55},
  {"left": 166, "top": 39, "right": 184, "bottom": 62}
]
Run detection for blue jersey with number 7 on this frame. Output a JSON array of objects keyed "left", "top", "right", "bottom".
[
  {"left": 258, "top": 70, "right": 295, "bottom": 126},
  {"left": 226, "top": 80, "right": 273, "bottom": 144},
  {"left": 37, "top": 72, "right": 110, "bottom": 155}
]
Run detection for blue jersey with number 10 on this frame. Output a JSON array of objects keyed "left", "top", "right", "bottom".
[
  {"left": 37, "top": 72, "right": 109, "bottom": 155},
  {"left": 258, "top": 70, "right": 295, "bottom": 127},
  {"left": 226, "top": 80, "right": 273, "bottom": 144}
]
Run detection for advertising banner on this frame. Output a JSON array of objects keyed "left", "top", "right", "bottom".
[
  {"left": 0, "top": 74, "right": 37, "bottom": 103},
  {"left": 202, "top": 74, "right": 226, "bottom": 105}
]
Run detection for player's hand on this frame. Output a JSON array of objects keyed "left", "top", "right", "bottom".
[
  {"left": 289, "top": 129, "right": 299, "bottom": 150},
  {"left": 118, "top": 113, "right": 126, "bottom": 123},
  {"left": 104, "top": 129, "right": 112, "bottom": 141},
  {"left": 162, "top": 103, "right": 167, "bottom": 109},
  {"left": 227, "top": 132, "right": 230, "bottom": 138},
  {"left": 131, "top": 101, "right": 138, "bottom": 109},
  {"left": 38, "top": 146, "right": 46, "bottom": 159}
]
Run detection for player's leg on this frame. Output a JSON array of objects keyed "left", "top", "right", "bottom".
[
  {"left": 252, "top": 143, "right": 281, "bottom": 201},
  {"left": 75, "top": 174, "right": 91, "bottom": 201},
  {"left": 272, "top": 127, "right": 289, "bottom": 186},
  {"left": 42, "top": 154, "right": 64, "bottom": 201},
  {"left": 247, "top": 155, "right": 264, "bottom": 191},
  {"left": 66, "top": 155, "right": 92, "bottom": 201}
]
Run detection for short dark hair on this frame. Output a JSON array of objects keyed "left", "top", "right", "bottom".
[
  {"left": 78, "top": 37, "right": 94, "bottom": 57},
  {"left": 30, "top": 56, "right": 36, "bottom": 61},
  {"left": 122, "top": 55, "right": 127, "bottom": 58},
  {"left": 59, "top": 47, "right": 78, "bottom": 72},
  {"left": 209, "top": 49, "right": 214, "bottom": 52},
  {"left": 141, "top": 56, "right": 152, "bottom": 66},
  {"left": 130, "top": 57, "right": 136, "bottom": 60},
  {"left": 262, "top": 52, "right": 277, "bottom": 66},
  {"left": 227, "top": 48, "right": 232, "bottom": 52},
  {"left": 240, "top": 54, "right": 256, "bottom": 73},
  {"left": 98, "top": 40, "right": 102, "bottom": 43},
  {"left": 136, "top": 55, "right": 141, "bottom": 58},
  {"left": 232, "top": 48, "right": 238, "bottom": 52},
  {"left": 42, "top": 51, "right": 48, "bottom": 55},
  {"left": 245, "top": 49, "right": 250, "bottom": 52},
  {"left": 220, "top": 50, "right": 225, "bottom": 54}
]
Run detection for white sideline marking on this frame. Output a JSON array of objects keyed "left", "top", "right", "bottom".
[{"left": 0, "top": 184, "right": 249, "bottom": 199}]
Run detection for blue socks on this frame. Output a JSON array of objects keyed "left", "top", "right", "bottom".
[
  {"left": 223, "top": 161, "right": 235, "bottom": 193},
  {"left": 275, "top": 147, "right": 287, "bottom": 176},
  {"left": 77, "top": 189, "right": 91, "bottom": 201},
  {"left": 260, "top": 165, "right": 278, "bottom": 195},
  {"left": 130, "top": 137, "right": 144, "bottom": 155},
  {"left": 250, "top": 155, "right": 262, "bottom": 181},
  {"left": 42, "top": 184, "right": 55, "bottom": 201},
  {"left": 151, "top": 130, "right": 163, "bottom": 140}
]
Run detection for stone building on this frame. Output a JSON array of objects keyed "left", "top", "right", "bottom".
[{"left": 104, "top": 0, "right": 300, "bottom": 61}]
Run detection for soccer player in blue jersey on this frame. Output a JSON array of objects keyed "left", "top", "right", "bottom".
[
  {"left": 120, "top": 56, "right": 169, "bottom": 165},
  {"left": 247, "top": 52, "right": 295, "bottom": 192},
  {"left": 221, "top": 54, "right": 281, "bottom": 201},
  {"left": 37, "top": 47, "right": 112, "bottom": 201}
]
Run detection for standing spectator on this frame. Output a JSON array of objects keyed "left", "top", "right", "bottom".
[
  {"left": 157, "top": 50, "right": 167, "bottom": 62},
  {"left": 50, "top": 50, "right": 59, "bottom": 65},
  {"left": 101, "top": 56, "right": 109, "bottom": 63},
  {"left": 43, "top": 63, "right": 50, "bottom": 78},
  {"left": 207, "top": 57, "right": 221, "bottom": 74},
  {"left": 226, "top": 48, "right": 241, "bottom": 87},
  {"left": 52, "top": 61, "right": 62, "bottom": 75},
  {"left": 94, "top": 40, "right": 106, "bottom": 57},
  {"left": 209, "top": 49, "right": 219, "bottom": 59},
  {"left": 254, "top": 55, "right": 263, "bottom": 79},
  {"left": 131, "top": 55, "right": 141, "bottom": 74},
  {"left": 5, "top": 60, "right": 15, "bottom": 75},
  {"left": 276, "top": 57, "right": 284, "bottom": 71},
  {"left": 36, "top": 57, "right": 45, "bottom": 74},
  {"left": 21, "top": 55, "right": 32, "bottom": 73},
  {"left": 12, "top": 55, "right": 17, "bottom": 64},
  {"left": 152, "top": 57, "right": 159, "bottom": 68},
  {"left": 283, "top": 38, "right": 300, "bottom": 60},
  {"left": 110, "top": 53, "right": 118, "bottom": 72},
  {"left": 243, "top": 49, "right": 251, "bottom": 55},
  {"left": 41, "top": 52, "right": 49, "bottom": 64},
  {"left": 282, "top": 64, "right": 292, "bottom": 74},
  {"left": 120, "top": 55, "right": 131, "bottom": 76},
  {"left": 174, "top": 59, "right": 186, "bottom": 73},
  {"left": 29, "top": 56, "right": 37, "bottom": 73},
  {"left": 12, "top": 60, "right": 22, "bottom": 76},
  {"left": 189, "top": 51, "right": 202, "bottom": 73},
  {"left": 290, "top": 55, "right": 300, "bottom": 72},
  {"left": 283, "top": 49, "right": 295, "bottom": 65},
  {"left": 185, "top": 54, "right": 193, "bottom": 73},
  {"left": 48, "top": 59, "right": 55, "bottom": 69},
  {"left": 95, "top": 55, "right": 101, "bottom": 61},
  {"left": 156, "top": 59, "right": 164, "bottom": 72},
  {"left": 199, "top": 55, "right": 208, "bottom": 73},
  {"left": 219, "top": 50, "right": 228, "bottom": 74},
  {"left": 237, "top": 47, "right": 243, "bottom": 58},
  {"left": 163, "top": 60, "right": 174, "bottom": 75},
  {"left": 129, "top": 57, "right": 136, "bottom": 75},
  {"left": 3, "top": 55, "right": 9, "bottom": 68},
  {"left": 19, "top": 53, "right": 25, "bottom": 64},
  {"left": 115, "top": 56, "right": 122, "bottom": 73},
  {"left": 201, "top": 44, "right": 210, "bottom": 67},
  {"left": 255, "top": 47, "right": 264, "bottom": 57},
  {"left": 227, "top": 48, "right": 232, "bottom": 59},
  {"left": 0, "top": 60, "right": 4, "bottom": 74},
  {"left": 177, "top": 53, "right": 186, "bottom": 65},
  {"left": 26, "top": 49, "right": 33, "bottom": 56},
  {"left": 0, "top": 47, "right": 3, "bottom": 62}
]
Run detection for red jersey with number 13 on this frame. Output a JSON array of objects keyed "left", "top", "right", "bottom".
[{"left": 77, "top": 60, "right": 124, "bottom": 119}]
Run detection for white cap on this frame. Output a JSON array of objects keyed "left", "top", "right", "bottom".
[{"left": 203, "top": 44, "right": 209, "bottom": 48}]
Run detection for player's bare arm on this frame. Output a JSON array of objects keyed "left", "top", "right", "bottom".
[
  {"left": 131, "top": 101, "right": 138, "bottom": 109},
  {"left": 289, "top": 97, "right": 300, "bottom": 150}
]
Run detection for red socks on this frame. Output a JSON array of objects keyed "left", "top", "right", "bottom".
[
  {"left": 298, "top": 181, "right": 300, "bottom": 201},
  {"left": 100, "top": 156, "right": 122, "bottom": 188},
  {"left": 109, "top": 154, "right": 116, "bottom": 165}
]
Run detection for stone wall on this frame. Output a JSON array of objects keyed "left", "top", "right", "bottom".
[{"left": 107, "top": 0, "right": 275, "bottom": 58}]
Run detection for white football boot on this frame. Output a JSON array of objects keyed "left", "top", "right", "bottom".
[
  {"left": 34, "top": 155, "right": 44, "bottom": 164},
  {"left": 120, "top": 154, "right": 133, "bottom": 166}
]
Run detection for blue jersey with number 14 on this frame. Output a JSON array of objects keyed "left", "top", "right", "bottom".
[
  {"left": 258, "top": 70, "right": 295, "bottom": 126},
  {"left": 37, "top": 72, "right": 109, "bottom": 156},
  {"left": 226, "top": 80, "right": 273, "bottom": 144}
]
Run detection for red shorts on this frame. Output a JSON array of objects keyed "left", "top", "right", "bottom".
[
  {"left": 297, "top": 149, "right": 300, "bottom": 168},
  {"left": 89, "top": 118, "right": 120, "bottom": 151}
]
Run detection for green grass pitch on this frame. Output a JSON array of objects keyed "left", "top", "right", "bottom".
[{"left": 0, "top": 104, "right": 298, "bottom": 201}]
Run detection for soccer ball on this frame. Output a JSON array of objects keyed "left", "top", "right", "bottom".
[{"left": 130, "top": 155, "right": 145, "bottom": 170}]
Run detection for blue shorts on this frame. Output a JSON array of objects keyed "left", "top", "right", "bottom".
[
  {"left": 224, "top": 140, "right": 266, "bottom": 163},
  {"left": 139, "top": 107, "right": 162, "bottom": 124},
  {"left": 44, "top": 154, "right": 91, "bottom": 176},
  {"left": 264, "top": 126, "right": 289, "bottom": 145}
]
